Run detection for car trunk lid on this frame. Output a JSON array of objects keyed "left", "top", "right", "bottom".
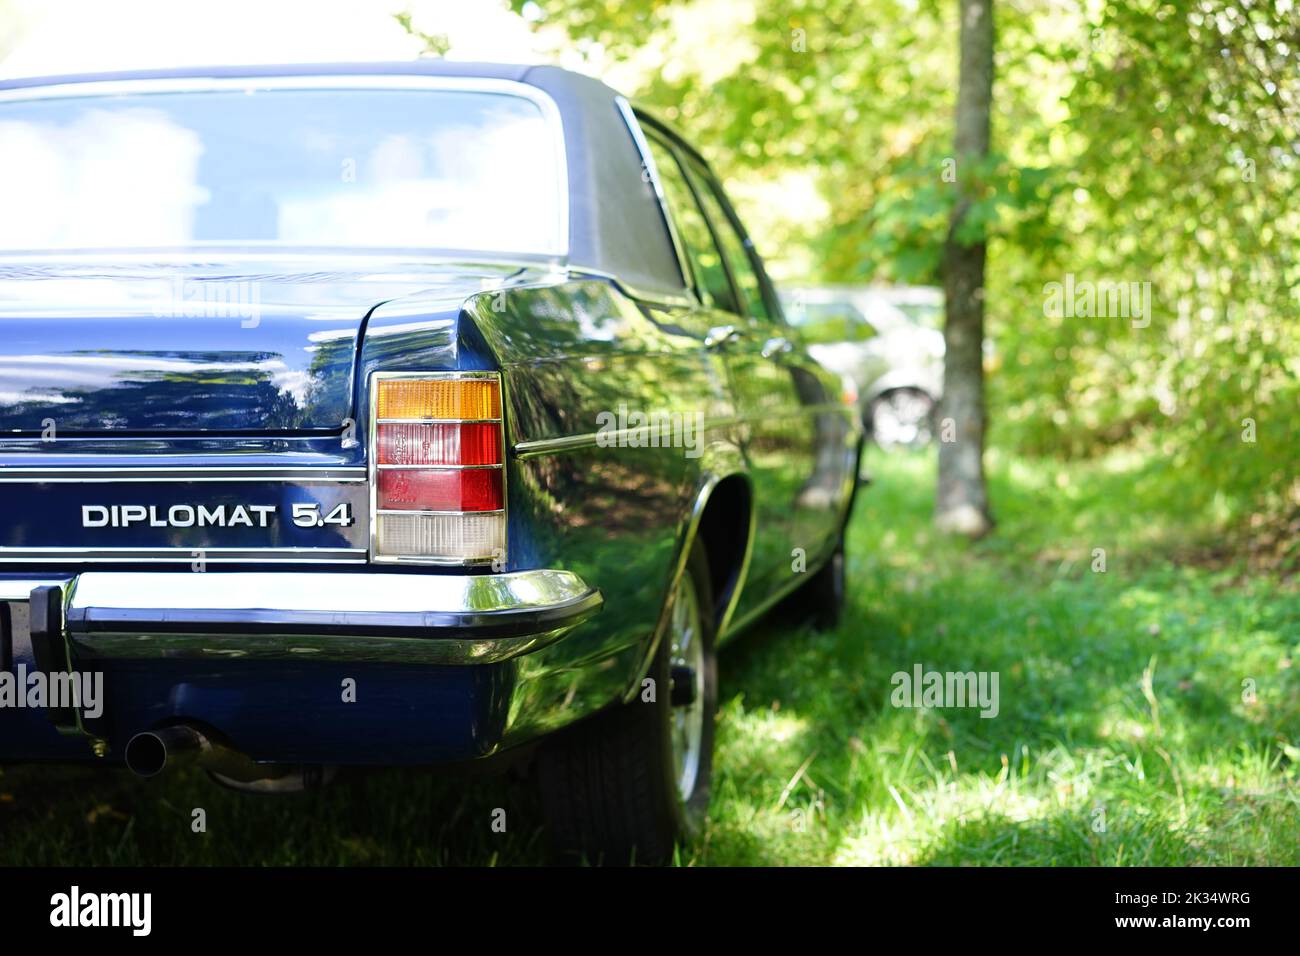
[{"left": 0, "top": 257, "right": 516, "bottom": 433}]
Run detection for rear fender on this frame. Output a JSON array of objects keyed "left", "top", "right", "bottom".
[{"left": 621, "top": 438, "right": 752, "bottom": 703}]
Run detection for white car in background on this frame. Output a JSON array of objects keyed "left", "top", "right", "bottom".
[{"left": 781, "top": 285, "right": 945, "bottom": 448}]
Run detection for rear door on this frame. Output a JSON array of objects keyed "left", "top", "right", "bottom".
[
  {"left": 640, "top": 126, "right": 821, "bottom": 618},
  {"left": 675, "top": 155, "right": 853, "bottom": 596}
]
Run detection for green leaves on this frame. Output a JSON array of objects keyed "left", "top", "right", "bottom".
[{"left": 495, "top": 0, "right": 1298, "bottom": 523}]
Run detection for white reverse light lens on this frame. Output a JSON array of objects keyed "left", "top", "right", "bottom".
[{"left": 376, "top": 512, "right": 504, "bottom": 561}]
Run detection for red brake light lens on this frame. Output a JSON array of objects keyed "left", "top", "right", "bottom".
[{"left": 377, "top": 468, "right": 503, "bottom": 512}]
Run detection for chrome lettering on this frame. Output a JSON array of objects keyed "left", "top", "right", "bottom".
[
  {"left": 82, "top": 505, "right": 109, "bottom": 527},
  {"left": 80, "top": 504, "right": 286, "bottom": 528}
]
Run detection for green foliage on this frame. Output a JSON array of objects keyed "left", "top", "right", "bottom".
[
  {"left": 989, "top": 1, "right": 1298, "bottom": 529},
  {"left": 393, "top": 10, "right": 450, "bottom": 56},
  {"left": 505, "top": 0, "right": 1298, "bottom": 526}
]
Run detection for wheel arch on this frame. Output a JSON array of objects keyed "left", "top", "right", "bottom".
[
  {"left": 621, "top": 466, "right": 754, "bottom": 702},
  {"left": 694, "top": 473, "right": 753, "bottom": 635},
  {"left": 862, "top": 373, "right": 941, "bottom": 410}
]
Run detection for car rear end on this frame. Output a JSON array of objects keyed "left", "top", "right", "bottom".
[
  {"left": 0, "top": 365, "right": 601, "bottom": 779},
  {"left": 0, "top": 71, "right": 600, "bottom": 783}
]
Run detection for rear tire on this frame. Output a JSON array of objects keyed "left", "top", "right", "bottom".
[
  {"left": 800, "top": 541, "right": 845, "bottom": 631},
  {"left": 538, "top": 538, "right": 717, "bottom": 865}
]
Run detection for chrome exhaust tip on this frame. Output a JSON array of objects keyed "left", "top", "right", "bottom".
[
  {"left": 124, "top": 725, "right": 205, "bottom": 777},
  {"left": 124, "top": 723, "right": 335, "bottom": 791}
]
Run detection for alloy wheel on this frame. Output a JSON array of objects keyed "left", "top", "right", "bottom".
[{"left": 667, "top": 573, "right": 706, "bottom": 801}]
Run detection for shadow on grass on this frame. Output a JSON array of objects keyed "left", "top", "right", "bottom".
[{"left": 0, "top": 762, "right": 549, "bottom": 866}]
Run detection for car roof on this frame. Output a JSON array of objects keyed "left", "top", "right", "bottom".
[{"left": 0, "top": 62, "right": 686, "bottom": 301}]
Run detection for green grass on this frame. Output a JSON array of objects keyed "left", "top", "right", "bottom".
[
  {"left": 2, "top": 447, "right": 1297, "bottom": 865},
  {"left": 700, "top": 447, "right": 1300, "bottom": 865}
]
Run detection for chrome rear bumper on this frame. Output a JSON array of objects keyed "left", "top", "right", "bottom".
[{"left": 1, "top": 569, "right": 601, "bottom": 665}]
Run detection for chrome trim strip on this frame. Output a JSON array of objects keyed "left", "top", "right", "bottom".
[
  {"left": 0, "top": 548, "right": 365, "bottom": 564},
  {"left": 0, "top": 74, "right": 571, "bottom": 261},
  {"left": 514, "top": 433, "right": 607, "bottom": 458},
  {"left": 66, "top": 627, "right": 579, "bottom": 665},
  {"left": 369, "top": 554, "right": 496, "bottom": 568},
  {"left": 513, "top": 419, "right": 752, "bottom": 458},
  {"left": 60, "top": 569, "right": 601, "bottom": 664},
  {"left": 515, "top": 423, "right": 726, "bottom": 459},
  {"left": 0, "top": 467, "right": 368, "bottom": 483},
  {"left": 513, "top": 404, "right": 856, "bottom": 459}
]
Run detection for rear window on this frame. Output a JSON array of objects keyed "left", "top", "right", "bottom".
[{"left": 0, "top": 84, "right": 567, "bottom": 257}]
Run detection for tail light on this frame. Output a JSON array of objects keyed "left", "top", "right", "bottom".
[
  {"left": 369, "top": 372, "right": 506, "bottom": 565},
  {"left": 839, "top": 374, "right": 859, "bottom": 408}
]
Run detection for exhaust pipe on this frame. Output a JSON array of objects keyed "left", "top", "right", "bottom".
[
  {"left": 124, "top": 723, "right": 335, "bottom": 792},
  {"left": 124, "top": 725, "right": 205, "bottom": 777}
]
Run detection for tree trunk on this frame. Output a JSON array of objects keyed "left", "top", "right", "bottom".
[{"left": 936, "top": 0, "right": 995, "bottom": 537}]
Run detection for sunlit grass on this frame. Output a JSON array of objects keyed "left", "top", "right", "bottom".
[{"left": 686, "top": 446, "right": 1300, "bottom": 866}]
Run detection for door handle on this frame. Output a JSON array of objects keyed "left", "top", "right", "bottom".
[
  {"left": 705, "top": 324, "right": 740, "bottom": 348},
  {"left": 761, "top": 336, "right": 793, "bottom": 359}
]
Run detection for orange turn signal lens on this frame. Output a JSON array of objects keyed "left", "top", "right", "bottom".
[{"left": 376, "top": 378, "right": 501, "bottom": 421}]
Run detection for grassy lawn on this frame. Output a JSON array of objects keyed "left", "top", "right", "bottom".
[
  {"left": 1, "top": 448, "right": 1297, "bottom": 865},
  {"left": 704, "top": 448, "right": 1299, "bottom": 865}
]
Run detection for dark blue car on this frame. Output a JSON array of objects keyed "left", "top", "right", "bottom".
[{"left": 0, "top": 62, "right": 861, "bottom": 863}]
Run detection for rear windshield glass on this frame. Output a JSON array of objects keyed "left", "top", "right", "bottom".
[{"left": 0, "top": 86, "right": 566, "bottom": 257}]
